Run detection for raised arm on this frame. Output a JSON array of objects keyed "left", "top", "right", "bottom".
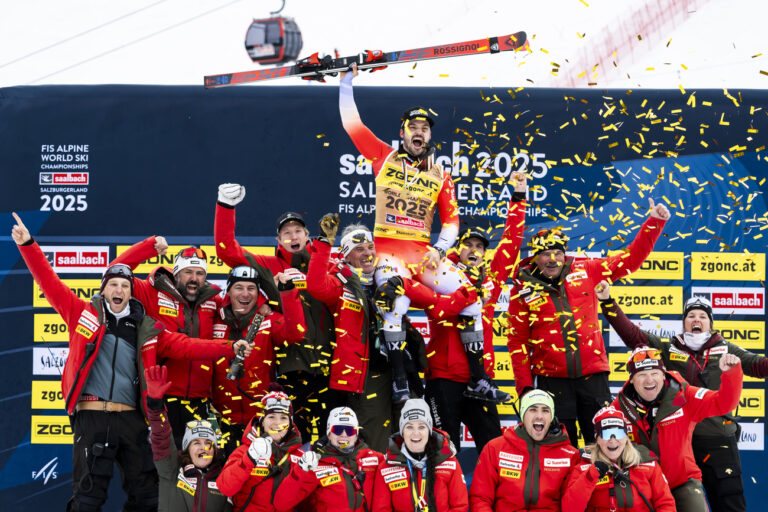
[
  {"left": 432, "top": 169, "right": 460, "bottom": 254},
  {"left": 269, "top": 279, "right": 308, "bottom": 343},
  {"left": 13, "top": 213, "right": 84, "bottom": 326},
  {"left": 339, "top": 70, "right": 393, "bottom": 173},
  {"left": 306, "top": 237, "right": 343, "bottom": 309},
  {"left": 110, "top": 235, "right": 166, "bottom": 270},
  {"left": 688, "top": 355, "right": 744, "bottom": 422},
  {"left": 595, "top": 199, "right": 668, "bottom": 281},
  {"left": 487, "top": 172, "right": 528, "bottom": 293}
]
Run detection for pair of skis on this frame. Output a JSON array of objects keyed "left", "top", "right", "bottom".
[{"left": 204, "top": 31, "right": 527, "bottom": 88}]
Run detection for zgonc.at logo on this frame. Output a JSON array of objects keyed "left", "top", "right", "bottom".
[{"left": 690, "top": 287, "right": 765, "bottom": 316}]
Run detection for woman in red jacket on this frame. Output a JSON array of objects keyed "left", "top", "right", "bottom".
[
  {"left": 564, "top": 406, "right": 676, "bottom": 511},
  {"left": 469, "top": 390, "right": 579, "bottom": 511},
  {"left": 372, "top": 398, "right": 467, "bottom": 511},
  {"left": 274, "top": 407, "right": 384, "bottom": 511},
  {"left": 216, "top": 384, "right": 307, "bottom": 512}
]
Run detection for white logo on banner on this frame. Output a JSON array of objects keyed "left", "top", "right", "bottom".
[
  {"left": 608, "top": 319, "right": 680, "bottom": 347},
  {"left": 33, "top": 347, "right": 69, "bottom": 376},
  {"left": 32, "top": 457, "right": 59, "bottom": 484}
]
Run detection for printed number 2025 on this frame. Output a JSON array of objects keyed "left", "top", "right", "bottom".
[{"left": 40, "top": 194, "right": 87, "bottom": 212}]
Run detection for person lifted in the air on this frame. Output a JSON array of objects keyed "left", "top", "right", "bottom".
[{"left": 338, "top": 64, "right": 509, "bottom": 404}]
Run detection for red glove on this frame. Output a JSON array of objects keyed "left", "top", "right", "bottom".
[{"left": 144, "top": 365, "right": 172, "bottom": 400}]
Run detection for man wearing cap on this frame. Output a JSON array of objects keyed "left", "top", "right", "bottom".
[
  {"left": 470, "top": 389, "right": 579, "bottom": 511},
  {"left": 307, "top": 216, "right": 478, "bottom": 451},
  {"left": 613, "top": 346, "right": 743, "bottom": 511},
  {"left": 274, "top": 406, "right": 384, "bottom": 511},
  {"left": 211, "top": 265, "right": 307, "bottom": 450},
  {"left": 215, "top": 185, "right": 336, "bottom": 442},
  {"left": 112, "top": 238, "right": 233, "bottom": 448},
  {"left": 217, "top": 382, "right": 308, "bottom": 512},
  {"left": 597, "top": 282, "right": 768, "bottom": 511},
  {"left": 507, "top": 198, "right": 670, "bottom": 446},
  {"left": 11, "top": 213, "right": 252, "bottom": 512}
]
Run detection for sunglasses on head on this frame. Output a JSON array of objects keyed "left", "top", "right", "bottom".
[
  {"left": 599, "top": 427, "right": 627, "bottom": 440},
  {"left": 330, "top": 425, "right": 358, "bottom": 437},
  {"left": 104, "top": 264, "right": 132, "bottom": 278},
  {"left": 187, "top": 420, "right": 212, "bottom": 429},
  {"left": 179, "top": 247, "right": 207, "bottom": 259},
  {"left": 629, "top": 349, "right": 662, "bottom": 364}
]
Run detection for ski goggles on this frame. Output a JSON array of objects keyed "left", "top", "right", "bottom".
[
  {"left": 103, "top": 263, "right": 133, "bottom": 279},
  {"left": 628, "top": 349, "right": 662, "bottom": 364},
  {"left": 178, "top": 247, "right": 207, "bottom": 259},
  {"left": 187, "top": 420, "right": 213, "bottom": 429},
  {"left": 329, "top": 425, "right": 359, "bottom": 437},
  {"left": 598, "top": 427, "right": 627, "bottom": 440},
  {"left": 340, "top": 229, "right": 374, "bottom": 257}
]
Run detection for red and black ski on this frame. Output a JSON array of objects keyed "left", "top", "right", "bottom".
[{"left": 204, "top": 31, "right": 527, "bottom": 88}]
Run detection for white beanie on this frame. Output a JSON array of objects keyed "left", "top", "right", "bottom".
[
  {"left": 181, "top": 421, "right": 217, "bottom": 452},
  {"left": 399, "top": 398, "right": 433, "bottom": 434},
  {"left": 327, "top": 407, "right": 359, "bottom": 435}
]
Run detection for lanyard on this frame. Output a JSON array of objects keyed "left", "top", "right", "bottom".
[{"left": 405, "top": 459, "right": 428, "bottom": 512}]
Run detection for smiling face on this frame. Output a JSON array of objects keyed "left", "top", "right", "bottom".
[
  {"left": 262, "top": 412, "right": 290, "bottom": 443},
  {"left": 684, "top": 309, "right": 711, "bottom": 334},
  {"left": 522, "top": 404, "right": 552, "bottom": 441},
  {"left": 187, "top": 438, "right": 214, "bottom": 469},
  {"left": 345, "top": 241, "right": 377, "bottom": 275},
  {"left": 328, "top": 427, "right": 358, "bottom": 451},
  {"left": 402, "top": 421, "right": 429, "bottom": 454},
  {"left": 400, "top": 119, "right": 431, "bottom": 157},
  {"left": 534, "top": 249, "right": 566, "bottom": 279},
  {"left": 228, "top": 282, "right": 259, "bottom": 317},
  {"left": 277, "top": 221, "right": 309, "bottom": 254},
  {"left": 102, "top": 278, "right": 131, "bottom": 313},
  {"left": 596, "top": 432, "right": 628, "bottom": 463},
  {"left": 175, "top": 267, "right": 206, "bottom": 302},
  {"left": 459, "top": 238, "right": 486, "bottom": 268},
  {"left": 631, "top": 369, "right": 665, "bottom": 402}
]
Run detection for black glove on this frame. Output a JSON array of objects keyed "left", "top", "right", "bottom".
[
  {"left": 375, "top": 276, "right": 405, "bottom": 313},
  {"left": 612, "top": 468, "right": 630, "bottom": 485},
  {"left": 277, "top": 279, "right": 295, "bottom": 291},
  {"left": 594, "top": 461, "right": 611, "bottom": 478}
]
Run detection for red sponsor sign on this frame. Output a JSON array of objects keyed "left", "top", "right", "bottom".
[
  {"left": 712, "top": 292, "right": 764, "bottom": 309},
  {"left": 55, "top": 251, "right": 107, "bottom": 267},
  {"left": 39, "top": 172, "right": 89, "bottom": 185}
]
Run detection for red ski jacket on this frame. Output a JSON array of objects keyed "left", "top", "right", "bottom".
[
  {"left": 19, "top": 241, "right": 236, "bottom": 415},
  {"left": 211, "top": 288, "right": 306, "bottom": 426},
  {"left": 113, "top": 236, "right": 223, "bottom": 398},
  {"left": 274, "top": 440, "right": 384, "bottom": 512},
  {"left": 371, "top": 429, "right": 467, "bottom": 512},
  {"left": 563, "top": 451, "right": 676, "bottom": 512},
  {"left": 427, "top": 196, "right": 526, "bottom": 382},
  {"left": 469, "top": 424, "right": 579, "bottom": 512},
  {"left": 216, "top": 419, "right": 306, "bottom": 512},
  {"left": 307, "top": 239, "right": 477, "bottom": 393},
  {"left": 507, "top": 216, "right": 665, "bottom": 394},
  {"left": 214, "top": 203, "right": 335, "bottom": 375},
  {"left": 613, "top": 368, "right": 743, "bottom": 490}
]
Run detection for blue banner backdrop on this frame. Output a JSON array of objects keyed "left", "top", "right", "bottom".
[{"left": 1, "top": 84, "right": 767, "bottom": 510}]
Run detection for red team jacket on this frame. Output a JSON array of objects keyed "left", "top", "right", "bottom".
[
  {"left": 274, "top": 441, "right": 384, "bottom": 512},
  {"left": 211, "top": 289, "right": 306, "bottom": 426},
  {"left": 216, "top": 419, "right": 306, "bottom": 512},
  {"left": 307, "top": 239, "right": 478, "bottom": 393},
  {"left": 19, "top": 241, "right": 235, "bottom": 415},
  {"left": 469, "top": 424, "right": 579, "bottom": 512},
  {"left": 113, "top": 236, "right": 223, "bottom": 398},
  {"left": 371, "top": 429, "right": 467, "bottom": 512},
  {"left": 428, "top": 197, "right": 526, "bottom": 382},
  {"left": 507, "top": 216, "right": 666, "bottom": 394},
  {"left": 613, "top": 368, "right": 743, "bottom": 490},
  {"left": 564, "top": 451, "right": 676, "bottom": 512}
]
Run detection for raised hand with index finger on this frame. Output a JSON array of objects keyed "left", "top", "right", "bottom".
[{"left": 11, "top": 212, "right": 31, "bottom": 245}]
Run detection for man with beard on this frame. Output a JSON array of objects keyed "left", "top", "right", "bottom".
[
  {"left": 337, "top": 65, "right": 507, "bottom": 404},
  {"left": 113, "top": 239, "right": 233, "bottom": 448},
  {"left": 507, "top": 199, "right": 669, "bottom": 446}
]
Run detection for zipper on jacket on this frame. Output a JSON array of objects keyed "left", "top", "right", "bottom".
[{"left": 107, "top": 319, "right": 120, "bottom": 401}]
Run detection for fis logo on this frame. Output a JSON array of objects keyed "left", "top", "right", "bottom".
[{"left": 32, "top": 457, "right": 59, "bottom": 484}]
